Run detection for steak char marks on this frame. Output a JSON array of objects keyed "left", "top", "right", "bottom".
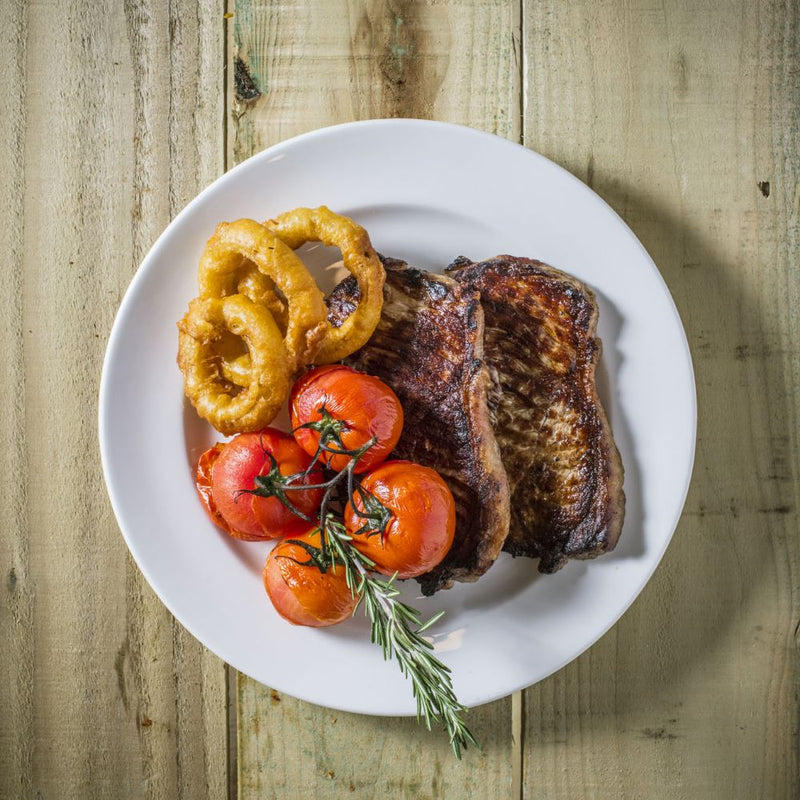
[
  {"left": 447, "top": 255, "right": 625, "bottom": 572},
  {"left": 327, "top": 257, "right": 511, "bottom": 595}
]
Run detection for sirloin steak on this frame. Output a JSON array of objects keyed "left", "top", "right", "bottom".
[
  {"left": 327, "top": 258, "right": 511, "bottom": 595},
  {"left": 447, "top": 255, "right": 625, "bottom": 572}
]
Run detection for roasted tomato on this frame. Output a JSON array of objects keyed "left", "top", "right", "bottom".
[
  {"left": 206, "top": 429, "right": 324, "bottom": 540},
  {"left": 345, "top": 460, "right": 455, "bottom": 579},
  {"left": 263, "top": 528, "right": 357, "bottom": 627},
  {"left": 290, "top": 365, "right": 403, "bottom": 473}
]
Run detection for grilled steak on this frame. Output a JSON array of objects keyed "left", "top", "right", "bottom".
[
  {"left": 447, "top": 255, "right": 625, "bottom": 572},
  {"left": 327, "top": 258, "right": 511, "bottom": 595}
]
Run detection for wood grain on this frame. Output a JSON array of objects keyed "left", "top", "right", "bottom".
[
  {"left": 230, "top": 1, "right": 520, "bottom": 797},
  {"left": 4, "top": 0, "right": 798, "bottom": 797},
  {"left": 521, "top": 1, "right": 800, "bottom": 797},
  {"left": 0, "top": 2, "right": 229, "bottom": 798}
]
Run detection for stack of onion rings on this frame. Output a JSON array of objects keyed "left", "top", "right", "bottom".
[{"left": 177, "top": 208, "right": 385, "bottom": 434}]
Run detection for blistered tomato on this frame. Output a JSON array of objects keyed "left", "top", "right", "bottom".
[
  {"left": 345, "top": 460, "right": 455, "bottom": 579},
  {"left": 198, "top": 428, "right": 324, "bottom": 540},
  {"left": 290, "top": 365, "right": 403, "bottom": 472},
  {"left": 263, "top": 528, "right": 357, "bottom": 627}
]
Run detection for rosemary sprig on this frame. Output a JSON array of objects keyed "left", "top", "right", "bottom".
[{"left": 322, "top": 516, "right": 478, "bottom": 758}]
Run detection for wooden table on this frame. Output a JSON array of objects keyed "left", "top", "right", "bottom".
[{"left": 2, "top": 1, "right": 798, "bottom": 797}]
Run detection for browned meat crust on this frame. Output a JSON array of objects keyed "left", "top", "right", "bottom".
[
  {"left": 327, "top": 258, "right": 511, "bottom": 595},
  {"left": 447, "top": 255, "right": 625, "bottom": 572}
]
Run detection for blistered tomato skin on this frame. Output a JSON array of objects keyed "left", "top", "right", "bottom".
[
  {"left": 290, "top": 365, "right": 403, "bottom": 473},
  {"left": 263, "top": 529, "right": 357, "bottom": 627},
  {"left": 209, "top": 429, "right": 324, "bottom": 540},
  {"left": 195, "top": 443, "right": 243, "bottom": 536},
  {"left": 345, "top": 460, "right": 456, "bottom": 579}
]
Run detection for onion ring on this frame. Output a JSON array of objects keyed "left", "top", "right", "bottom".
[
  {"left": 198, "top": 219, "right": 327, "bottom": 370},
  {"left": 265, "top": 206, "right": 385, "bottom": 363},
  {"left": 177, "top": 294, "right": 290, "bottom": 435}
]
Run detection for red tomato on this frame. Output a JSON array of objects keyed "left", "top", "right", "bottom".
[
  {"left": 290, "top": 365, "right": 403, "bottom": 473},
  {"left": 263, "top": 528, "right": 357, "bottom": 627},
  {"left": 345, "top": 460, "right": 455, "bottom": 579},
  {"left": 208, "top": 429, "right": 324, "bottom": 540}
]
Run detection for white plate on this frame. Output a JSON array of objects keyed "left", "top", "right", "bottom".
[{"left": 99, "top": 120, "right": 696, "bottom": 715}]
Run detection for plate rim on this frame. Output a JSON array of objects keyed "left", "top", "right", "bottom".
[{"left": 99, "top": 118, "right": 697, "bottom": 716}]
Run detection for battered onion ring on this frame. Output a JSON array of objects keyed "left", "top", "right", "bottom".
[
  {"left": 265, "top": 206, "right": 385, "bottom": 364},
  {"left": 177, "top": 294, "right": 290, "bottom": 436},
  {"left": 198, "top": 219, "right": 326, "bottom": 370}
]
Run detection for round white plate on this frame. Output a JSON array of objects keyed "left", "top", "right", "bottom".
[{"left": 100, "top": 120, "right": 696, "bottom": 715}]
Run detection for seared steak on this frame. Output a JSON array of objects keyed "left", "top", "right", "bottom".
[
  {"left": 447, "top": 255, "right": 625, "bottom": 572},
  {"left": 327, "top": 258, "right": 511, "bottom": 595}
]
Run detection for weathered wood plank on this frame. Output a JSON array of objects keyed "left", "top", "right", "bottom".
[
  {"left": 122, "top": 5, "right": 229, "bottom": 796},
  {"left": 0, "top": 2, "right": 229, "bottom": 798},
  {"left": 231, "top": 1, "right": 520, "bottom": 797},
  {"left": 0, "top": 2, "right": 34, "bottom": 796},
  {"left": 230, "top": 0, "right": 520, "bottom": 160},
  {"left": 521, "top": 1, "right": 799, "bottom": 797}
]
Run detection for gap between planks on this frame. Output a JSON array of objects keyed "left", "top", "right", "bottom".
[
  {"left": 227, "top": 663, "right": 238, "bottom": 800},
  {"left": 512, "top": 690, "right": 523, "bottom": 800}
]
